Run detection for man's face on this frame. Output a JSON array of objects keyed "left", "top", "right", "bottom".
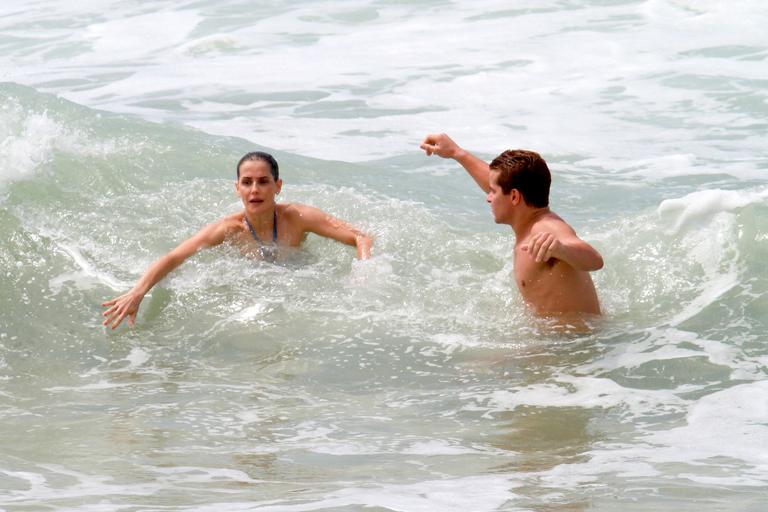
[{"left": 486, "top": 171, "right": 515, "bottom": 224}]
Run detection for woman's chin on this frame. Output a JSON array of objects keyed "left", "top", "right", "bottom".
[{"left": 245, "top": 202, "right": 272, "bottom": 214}]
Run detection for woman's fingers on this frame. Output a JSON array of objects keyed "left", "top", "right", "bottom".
[
  {"left": 110, "top": 309, "right": 127, "bottom": 329},
  {"left": 102, "top": 297, "right": 131, "bottom": 329}
]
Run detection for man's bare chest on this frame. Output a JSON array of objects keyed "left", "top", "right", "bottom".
[{"left": 513, "top": 247, "right": 559, "bottom": 292}]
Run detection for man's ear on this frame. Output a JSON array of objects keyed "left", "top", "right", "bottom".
[{"left": 510, "top": 189, "right": 522, "bottom": 206}]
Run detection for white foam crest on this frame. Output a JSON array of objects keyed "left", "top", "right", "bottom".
[
  {"left": 0, "top": 98, "right": 123, "bottom": 190},
  {"left": 49, "top": 242, "right": 130, "bottom": 294},
  {"left": 234, "top": 409, "right": 268, "bottom": 426},
  {"left": 82, "top": 10, "right": 201, "bottom": 62},
  {"left": 0, "top": 105, "right": 64, "bottom": 187},
  {"left": 266, "top": 416, "right": 500, "bottom": 457},
  {"left": 347, "top": 254, "right": 394, "bottom": 287},
  {"left": 645, "top": 380, "right": 768, "bottom": 468},
  {"left": 44, "top": 348, "right": 160, "bottom": 393},
  {"left": 282, "top": 421, "right": 337, "bottom": 445},
  {"left": 306, "top": 475, "right": 518, "bottom": 512},
  {"left": 608, "top": 154, "right": 698, "bottom": 180},
  {"left": 225, "top": 302, "right": 272, "bottom": 324},
  {"left": 477, "top": 373, "right": 687, "bottom": 418},
  {"left": 400, "top": 439, "right": 486, "bottom": 456},
  {"left": 547, "top": 381, "right": 768, "bottom": 488},
  {"left": 2, "top": 0, "right": 765, "bottom": 167},
  {"left": 150, "top": 465, "right": 264, "bottom": 484},
  {"left": 580, "top": 326, "right": 747, "bottom": 378},
  {"left": 124, "top": 347, "right": 150, "bottom": 369},
  {"left": 1, "top": 463, "right": 161, "bottom": 506},
  {"left": 45, "top": 380, "right": 137, "bottom": 392},
  {"left": 657, "top": 191, "right": 757, "bottom": 325},
  {"left": 309, "top": 437, "right": 496, "bottom": 457},
  {"left": 596, "top": 187, "right": 752, "bottom": 325},
  {"left": 644, "top": 0, "right": 767, "bottom": 39},
  {"left": 177, "top": 33, "right": 245, "bottom": 57},
  {"left": 658, "top": 188, "right": 768, "bottom": 235},
  {"left": 667, "top": 270, "right": 739, "bottom": 327},
  {"left": 539, "top": 458, "right": 660, "bottom": 487},
  {"left": 187, "top": 475, "right": 519, "bottom": 512}
]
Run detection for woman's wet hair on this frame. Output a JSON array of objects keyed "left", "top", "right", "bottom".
[{"left": 237, "top": 151, "right": 279, "bottom": 181}]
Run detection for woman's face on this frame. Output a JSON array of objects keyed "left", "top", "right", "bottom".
[{"left": 236, "top": 160, "right": 282, "bottom": 214}]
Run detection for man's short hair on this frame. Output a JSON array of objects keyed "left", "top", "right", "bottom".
[
  {"left": 489, "top": 149, "right": 551, "bottom": 208},
  {"left": 237, "top": 151, "right": 279, "bottom": 181}
]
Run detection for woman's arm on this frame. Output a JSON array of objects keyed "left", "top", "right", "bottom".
[
  {"left": 295, "top": 205, "right": 373, "bottom": 260},
  {"left": 102, "top": 220, "right": 230, "bottom": 329}
]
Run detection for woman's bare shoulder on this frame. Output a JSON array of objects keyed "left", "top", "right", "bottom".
[
  {"left": 214, "top": 212, "right": 247, "bottom": 236},
  {"left": 278, "top": 202, "right": 317, "bottom": 220},
  {"left": 221, "top": 211, "right": 245, "bottom": 223}
]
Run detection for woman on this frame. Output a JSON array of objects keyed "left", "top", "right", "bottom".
[{"left": 102, "top": 151, "right": 372, "bottom": 329}]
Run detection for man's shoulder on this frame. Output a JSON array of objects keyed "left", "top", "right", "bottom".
[
  {"left": 532, "top": 211, "right": 568, "bottom": 228},
  {"left": 527, "top": 211, "right": 577, "bottom": 238}
]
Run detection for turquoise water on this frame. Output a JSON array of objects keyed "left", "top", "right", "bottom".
[{"left": 1, "top": 1, "right": 767, "bottom": 510}]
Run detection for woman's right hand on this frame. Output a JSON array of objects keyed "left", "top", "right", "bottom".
[{"left": 102, "top": 290, "right": 145, "bottom": 329}]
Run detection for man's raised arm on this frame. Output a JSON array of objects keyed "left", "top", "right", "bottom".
[{"left": 420, "top": 133, "right": 491, "bottom": 194}]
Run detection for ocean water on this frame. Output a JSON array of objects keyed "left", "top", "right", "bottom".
[{"left": 1, "top": 0, "right": 767, "bottom": 510}]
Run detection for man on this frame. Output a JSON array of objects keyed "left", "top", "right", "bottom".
[
  {"left": 102, "top": 151, "right": 373, "bottom": 329},
  {"left": 420, "top": 133, "right": 603, "bottom": 318}
]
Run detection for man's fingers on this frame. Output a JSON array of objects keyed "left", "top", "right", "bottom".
[
  {"left": 530, "top": 234, "right": 551, "bottom": 262},
  {"left": 528, "top": 235, "right": 542, "bottom": 260},
  {"left": 421, "top": 134, "right": 439, "bottom": 145},
  {"left": 537, "top": 244, "right": 550, "bottom": 263},
  {"left": 421, "top": 134, "right": 446, "bottom": 156},
  {"left": 102, "top": 298, "right": 117, "bottom": 307}
]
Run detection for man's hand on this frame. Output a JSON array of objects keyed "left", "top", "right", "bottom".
[
  {"left": 420, "top": 133, "right": 492, "bottom": 193},
  {"left": 522, "top": 230, "right": 604, "bottom": 271},
  {"left": 521, "top": 232, "right": 562, "bottom": 264},
  {"left": 420, "top": 133, "right": 462, "bottom": 159}
]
